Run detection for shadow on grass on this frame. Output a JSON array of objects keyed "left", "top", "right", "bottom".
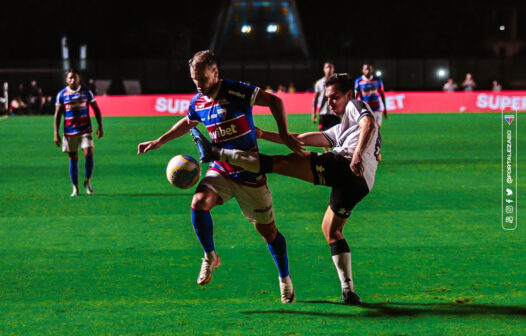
[{"left": 241, "top": 301, "right": 526, "bottom": 318}]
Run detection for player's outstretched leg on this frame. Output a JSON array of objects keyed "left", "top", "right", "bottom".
[
  {"left": 190, "top": 127, "right": 219, "bottom": 163},
  {"left": 69, "top": 156, "right": 79, "bottom": 197},
  {"left": 331, "top": 239, "right": 362, "bottom": 305}
]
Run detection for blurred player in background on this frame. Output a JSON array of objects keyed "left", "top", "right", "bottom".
[
  {"left": 312, "top": 61, "right": 340, "bottom": 152},
  {"left": 355, "top": 64, "right": 386, "bottom": 160},
  {"left": 137, "top": 50, "right": 303, "bottom": 303},
  {"left": 193, "top": 73, "right": 379, "bottom": 305},
  {"left": 54, "top": 69, "right": 104, "bottom": 196}
]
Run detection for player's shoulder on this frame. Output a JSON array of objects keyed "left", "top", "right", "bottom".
[
  {"left": 347, "top": 99, "right": 371, "bottom": 113},
  {"left": 189, "top": 93, "right": 202, "bottom": 108}
]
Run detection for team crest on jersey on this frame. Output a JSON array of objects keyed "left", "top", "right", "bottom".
[{"left": 505, "top": 115, "right": 514, "bottom": 125}]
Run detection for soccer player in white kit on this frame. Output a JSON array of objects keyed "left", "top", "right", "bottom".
[{"left": 192, "top": 73, "right": 379, "bottom": 305}]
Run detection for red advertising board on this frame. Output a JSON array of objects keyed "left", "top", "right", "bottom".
[{"left": 95, "top": 91, "right": 526, "bottom": 116}]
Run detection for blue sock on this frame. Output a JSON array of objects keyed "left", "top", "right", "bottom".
[
  {"left": 69, "top": 158, "right": 78, "bottom": 186},
  {"left": 267, "top": 232, "right": 290, "bottom": 278},
  {"left": 85, "top": 155, "right": 94, "bottom": 180},
  {"left": 191, "top": 209, "right": 215, "bottom": 253}
]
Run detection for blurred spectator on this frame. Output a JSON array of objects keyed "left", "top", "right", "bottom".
[
  {"left": 40, "top": 95, "right": 54, "bottom": 115},
  {"left": 16, "top": 83, "right": 28, "bottom": 104},
  {"left": 9, "top": 96, "right": 27, "bottom": 115},
  {"left": 287, "top": 82, "right": 296, "bottom": 93},
  {"left": 492, "top": 80, "right": 502, "bottom": 92},
  {"left": 442, "top": 78, "right": 457, "bottom": 92},
  {"left": 28, "top": 80, "right": 42, "bottom": 114},
  {"left": 88, "top": 78, "right": 97, "bottom": 94},
  {"left": 264, "top": 85, "right": 274, "bottom": 93},
  {"left": 277, "top": 84, "right": 287, "bottom": 93},
  {"left": 462, "top": 73, "right": 476, "bottom": 91}
]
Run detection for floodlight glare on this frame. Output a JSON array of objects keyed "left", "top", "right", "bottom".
[
  {"left": 499, "top": 25, "right": 506, "bottom": 31},
  {"left": 375, "top": 70, "right": 382, "bottom": 77},
  {"left": 241, "top": 25, "right": 252, "bottom": 34},
  {"left": 436, "top": 68, "right": 447, "bottom": 78},
  {"left": 267, "top": 24, "right": 278, "bottom": 33}
]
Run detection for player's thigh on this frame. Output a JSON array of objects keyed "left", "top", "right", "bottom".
[
  {"left": 80, "top": 134, "right": 94, "bottom": 155},
  {"left": 62, "top": 135, "right": 80, "bottom": 154},
  {"left": 233, "top": 183, "right": 274, "bottom": 225},
  {"left": 272, "top": 153, "right": 314, "bottom": 183},
  {"left": 373, "top": 111, "right": 382, "bottom": 126},
  {"left": 192, "top": 170, "right": 232, "bottom": 210}
]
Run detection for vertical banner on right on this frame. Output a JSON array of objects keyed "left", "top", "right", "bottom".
[{"left": 502, "top": 106, "right": 518, "bottom": 230}]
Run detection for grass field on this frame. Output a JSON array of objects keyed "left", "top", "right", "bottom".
[{"left": 0, "top": 113, "right": 525, "bottom": 335}]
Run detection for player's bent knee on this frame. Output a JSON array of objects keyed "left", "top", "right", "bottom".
[{"left": 191, "top": 193, "right": 215, "bottom": 211}]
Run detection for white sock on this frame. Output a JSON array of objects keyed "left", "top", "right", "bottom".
[
  {"left": 331, "top": 252, "right": 354, "bottom": 292},
  {"left": 219, "top": 149, "right": 260, "bottom": 173}
]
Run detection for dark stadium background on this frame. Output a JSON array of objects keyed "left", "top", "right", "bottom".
[{"left": 1, "top": 0, "right": 525, "bottom": 93}]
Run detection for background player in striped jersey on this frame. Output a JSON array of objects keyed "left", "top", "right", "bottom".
[
  {"left": 355, "top": 64, "right": 386, "bottom": 159},
  {"left": 192, "top": 73, "right": 379, "bottom": 305},
  {"left": 54, "top": 69, "right": 104, "bottom": 196},
  {"left": 312, "top": 61, "right": 340, "bottom": 152},
  {"left": 137, "top": 50, "right": 303, "bottom": 303}
]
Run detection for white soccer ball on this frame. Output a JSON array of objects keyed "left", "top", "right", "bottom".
[{"left": 166, "top": 155, "right": 201, "bottom": 189}]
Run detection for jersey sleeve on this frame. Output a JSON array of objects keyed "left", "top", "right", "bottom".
[
  {"left": 186, "top": 96, "right": 201, "bottom": 122},
  {"left": 354, "top": 78, "right": 360, "bottom": 92},
  {"left": 322, "top": 123, "right": 340, "bottom": 147},
  {"left": 350, "top": 100, "right": 374, "bottom": 122},
  {"left": 87, "top": 89, "right": 96, "bottom": 102},
  {"left": 226, "top": 80, "right": 260, "bottom": 107},
  {"left": 55, "top": 91, "right": 63, "bottom": 106}
]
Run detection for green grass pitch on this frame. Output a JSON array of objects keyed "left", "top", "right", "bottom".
[{"left": 0, "top": 113, "right": 525, "bottom": 335}]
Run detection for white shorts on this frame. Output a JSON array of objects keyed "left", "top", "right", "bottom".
[
  {"left": 373, "top": 111, "right": 383, "bottom": 126},
  {"left": 198, "top": 170, "right": 274, "bottom": 225},
  {"left": 62, "top": 133, "right": 94, "bottom": 153}
]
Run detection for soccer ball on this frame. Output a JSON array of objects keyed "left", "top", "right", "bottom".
[{"left": 166, "top": 155, "right": 201, "bottom": 189}]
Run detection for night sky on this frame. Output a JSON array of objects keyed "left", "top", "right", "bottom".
[{"left": 2, "top": 0, "right": 524, "bottom": 60}]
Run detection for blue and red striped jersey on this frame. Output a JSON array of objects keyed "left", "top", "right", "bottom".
[
  {"left": 354, "top": 75, "right": 384, "bottom": 111},
  {"left": 187, "top": 79, "right": 266, "bottom": 187},
  {"left": 56, "top": 86, "right": 95, "bottom": 136}
]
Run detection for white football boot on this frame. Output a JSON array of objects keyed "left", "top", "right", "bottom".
[
  {"left": 279, "top": 275, "right": 296, "bottom": 303},
  {"left": 84, "top": 179, "right": 94, "bottom": 195},
  {"left": 197, "top": 251, "right": 221, "bottom": 285},
  {"left": 70, "top": 185, "right": 79, "bottom": 197}
]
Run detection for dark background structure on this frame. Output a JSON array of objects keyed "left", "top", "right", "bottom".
[{"left": 1, "top": 0, "right": 525, "bottom": 95}]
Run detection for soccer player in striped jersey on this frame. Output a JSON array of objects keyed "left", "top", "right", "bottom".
[
  {"left": 355, "top": 64, "right": 386, "bottom": 160},
  {"left": 192, "top": 73, "right": 379, "bottom": 305},
  {"left": 54, "top": 69, "right": 104, "bottom": 196},
  {"left": 137, "top": 50, "right": 303, "bottom": 303}
]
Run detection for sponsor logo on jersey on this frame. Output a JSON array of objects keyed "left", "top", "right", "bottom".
[{"left": 206, "top": 115, "right": 251, "bottom": 142}]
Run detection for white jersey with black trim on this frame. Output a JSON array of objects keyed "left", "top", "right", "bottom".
[{"left": 321, "top": 99, "right": 379, "bottom": 190}]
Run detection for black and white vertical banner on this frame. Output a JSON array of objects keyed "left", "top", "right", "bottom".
[{"left": 502, "top": 107, "right": 518, "bottom": 230}]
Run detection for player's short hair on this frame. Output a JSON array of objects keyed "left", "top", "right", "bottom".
[
  {"left": 188, "top": 50, "right": 218, "bottom": 69},
  {"left": 326, "top": 73, "right": 354, "bottom": 95},
  {"left": 66, "top": 68, "right": 80, "bottom": 77},
  {"left": 324, "top": 61, "right": 334, "bottom": 67}
]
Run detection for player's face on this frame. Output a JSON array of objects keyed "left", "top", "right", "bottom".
[
  {"left": 325, "top": 84, "right": 351, "bottom": 116},
  {"left": 362, "top": 65, "right": 372, "bottom": 77},
  {"left": 66, "top": 73, "right": 80, "bottom": 90},
  {"left": 190, "top": 64, "right": 219, "bottom": 95},
  {"left": 323, "top": 63, "right": 334, "bottom": 77}
]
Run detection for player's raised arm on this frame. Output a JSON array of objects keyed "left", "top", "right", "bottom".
[
  {"left": 253, "top": 89, "right": 304, "bottom": 154},
  {"left": 137, "top": 116, "right": 199, "bottom": 155},
  {"left": 53, "top": 103, "right": 63, "bottom": 147}
]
